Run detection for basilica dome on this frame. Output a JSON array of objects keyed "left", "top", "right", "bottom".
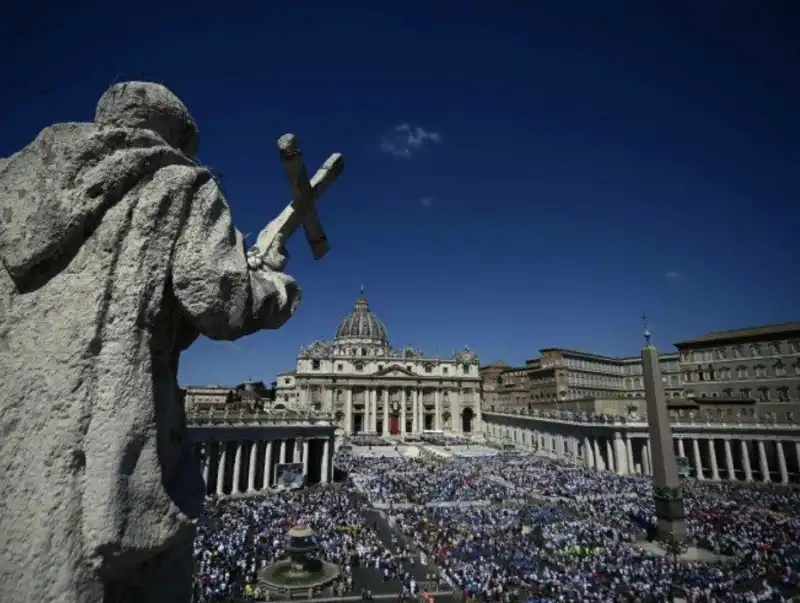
[{"left": 334, "top": 290, "right": 389, "bottom": 344}]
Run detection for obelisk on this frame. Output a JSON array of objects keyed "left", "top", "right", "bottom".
[{"left": 641, "top": 315, "right": 687, "bottom": 541}]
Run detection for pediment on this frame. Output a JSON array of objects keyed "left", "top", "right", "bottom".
[{"left": 375, "top": 364, "right": 415, "bottom": 377}]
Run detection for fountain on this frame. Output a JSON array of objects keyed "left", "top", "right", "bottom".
[{"left": 259, "top": 524, "right": 340, "bottom": 597}]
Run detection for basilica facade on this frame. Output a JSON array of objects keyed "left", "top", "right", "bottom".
[{"left": 275, "top": 291, "right": 483, "bottom": 436}]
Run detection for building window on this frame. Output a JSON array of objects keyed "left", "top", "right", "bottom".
[
  {"left": 354, "top": 362, "right": 364, "bottom": 372},
  {"left": 443, "top": 367, "right": 449, "bottom": 375},
  {"left": 794, "top": 361, "right": 800, "bottom": 376},
  {"left": 407, "top": 365, "right": 413, "bottom": 372},
  {"left": 750, "top": 344, "right": 761, "bottom": 357},
  {"left": 740, "top": 388, "right": 751, "bottom": 399},
  {"left": 774, "top": 360, "right": 786, "bottom": 377},
  {"left": 754, "top": 365, "right": 766, "bottom": 378},
  {"left": 311, "top": 359, "right": 321, "bottom": 370},
  {"left": 778, "top": 387, "right": 790, "bottom": 402},
  {"left": 715, "top": 348, "right": 727, "bottom": 360},
  {"left": 758, "top": 387, "right": 770, "bottom": 402},
  {"left": 733, "top": 346, "right": 743, "bottom": 358},
  {"left": 424, "top": 364, "right": 432, "bottom": 374},
  {"left": 789, "top": 341, "right": 798, "bottom": 354},
  {"left": 377, "top": 364, "right": 383, "bottom": 371},
  {"left": 683, "top": 372, "right": 692, "bottom": 384},
  {"left": 722, "top": 388, "right": 733, "bottom": 397},
  {"left": 284, "top": 378, "right": 291, "bottom": 384},
  {"left": 737, "top": 366, "right": 748, "bottom": 379},
  {"left": 769, "top": 343, "right": 780, "bottom": 355},
  {"left": 337, "top": 363, "right": 343, "bottom": 371}
]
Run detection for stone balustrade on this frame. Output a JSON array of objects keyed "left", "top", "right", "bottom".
[
  {"left": 487, "top": 409, "right": 798, "bottom": 428},
  {"left": 186, "top": 406, "right": 335, "bottom": 427}
]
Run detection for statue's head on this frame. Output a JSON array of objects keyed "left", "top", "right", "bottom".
[{"left": 95, "top": 81, "right": 199, "bottom": 157}]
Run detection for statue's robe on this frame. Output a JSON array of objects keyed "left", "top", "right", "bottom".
[{"left": 0, "top": 123, "right": 296, "bottom": 603}]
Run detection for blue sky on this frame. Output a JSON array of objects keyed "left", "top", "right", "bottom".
[{"left": 2, "top": 1, "right": 798, "bottom": 386}]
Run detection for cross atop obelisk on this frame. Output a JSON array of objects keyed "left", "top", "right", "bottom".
[{"left": 641, "top": 315, "right": 687, "bottom": 541}]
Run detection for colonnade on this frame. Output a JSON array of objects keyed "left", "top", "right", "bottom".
[
  {"left": 196, "top": 436, "right": 333, "bottom": 496},
  {"left": 485, "top": 421, "right": 800, "bottom": 484}
]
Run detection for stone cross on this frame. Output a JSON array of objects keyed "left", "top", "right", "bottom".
[{"left": 276, "top": 133, "right": 344, "bottom": 260}]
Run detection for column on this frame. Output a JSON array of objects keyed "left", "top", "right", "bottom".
[
  {"left": 302, "top": 439, "right": 310, "bottom": 478},
  {"left": 216, "top": 441, "right": 227, "bottom": 495},
  {"left": 247, "top": 441, "right": 257, "bottom": 492},
  {"left": 777, "top": 441, "right": 789, "bottom": 485},
  {"left": 400, "top": 388, "right": 407, "bottom": 434},
  {"left": 320, "top": 438, "right": 330, "bottom": 483},
  {"left": 757, "top": 440, "right": 770, "bottom": 483},
  {"left": 293, "top": 438, "right": 302, "bottom": 463},
  {"left": 614, "top": 432, "right": 628, "bottom": 475},
  {"left": 232, "top": 442, "right": 243, "bottom": 494},
  {"left": 450, "top": 390, "right": 461, "bottom": 433},
  {"left": 202, "top": 443, "right": 211, "bottom": 486},
  {"left": 677, "top": 438, "right": 686, "bottom": 458},
  {"left": 584, "top": 437, "right": 595, "bottom": 469},
  {"left": 434, "top": 389, "right": 441, "bottom": 431},
  {"left": 364, "top": 388, "right": 372, "bottom": 432},
  {"left": 796, "top": 442, "right": 800, "bottom": 479},
  {"left": 723, "top": 439, "right": 736, "bottom": 481},
  {"left": 279, "top": 440, "right": 287, "bottom": 464},
  {"left": 411, "top": 390, "right": 418, "bottom": 433},
  {"left": 373, "top": 390, "right": 379, "bottom": 432},
  {"left": 263, "top": 441, "right": 273, "bottom": 488},
  {"left": 417, "top": 389, "right": 425, "bottom": 433},
  {"left": 472, "top": 387, "right": 483, "bottom": 432},
  {"left": 345, "top": 389, "right": 354, "bottom": 434},
  {"left": 593, "top": 438, "right": 605, "bottom": 470},
  {"left": 626, "top": 437, "right": 634, "bottom": 473},
  {"left": 325, "top": 386, "right": 334, "bottom": 412},
  {"left": 707, "top": 439, "right": 720, "bottom": 481},
  {"left": 642, "top": 441, "right": 652, "bottom": 476},
  {"left": 740, "top": 440, "right": 753, "bottom": 482},
  {"left": 605, "top": 438, "right": 616, "bottom": 473},
  {"left": 692, "top": 439, "right": 704, "bottom": 480},
  {"left": 382, "top": 389, "right": 390, "bottom": 435}
]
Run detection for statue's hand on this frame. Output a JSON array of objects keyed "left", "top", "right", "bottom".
[
  {"left": 247, "top": 230, "right": 289, "bottom": 272},
  {"left": 247, "top": 227, "right": 301, "bottom": 319}
]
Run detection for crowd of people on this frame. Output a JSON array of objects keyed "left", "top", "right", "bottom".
[
  {"left": 192, "top": 444, "right": 800, "bottom": 603},
  {"left": 420, "top": 434, "right": 475, "bottom": 447},
  {"left": 192, "top": 488, "right": 420, "bottom": 601},
  {"left": 350, "top": 454, "right": 800, "bottom": 602},
  {"left": 347, "top": 434, "right": 392, "bottom": 447}
]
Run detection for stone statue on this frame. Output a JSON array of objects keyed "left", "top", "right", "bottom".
[{"left": 0, "top": 82, "right": 343, "bottom": 603}]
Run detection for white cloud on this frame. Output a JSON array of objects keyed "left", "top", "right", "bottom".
[
  {"left": 665, "top": 271, "right": 682, "bottom": 280},
  {"left": 379, "top": 124, "right": 442, "bottom": 158},
  {"left": 420, "top": 196, "right": 433, "bottom": 208}
]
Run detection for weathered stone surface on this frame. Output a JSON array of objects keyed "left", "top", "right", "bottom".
[{"left": 0, "top": 82, "right": 303, "bottom": 603}]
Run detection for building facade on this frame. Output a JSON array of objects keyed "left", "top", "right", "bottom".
[
  {"left": 275, "top": 291, "right": 483, "bottom": 435},
  {"left": 675, "top": 322, "right": 800, "bottom": 412},
  {"left": 482, "top": 322, "right": 800, "bottom": 416},
  {"left": 482, "top": 349, "right": 681, "bottom": 412}
]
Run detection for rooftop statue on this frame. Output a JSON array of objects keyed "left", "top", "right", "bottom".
[{"left": 0, "top": 82, "right": 343, "bottom": 603}]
